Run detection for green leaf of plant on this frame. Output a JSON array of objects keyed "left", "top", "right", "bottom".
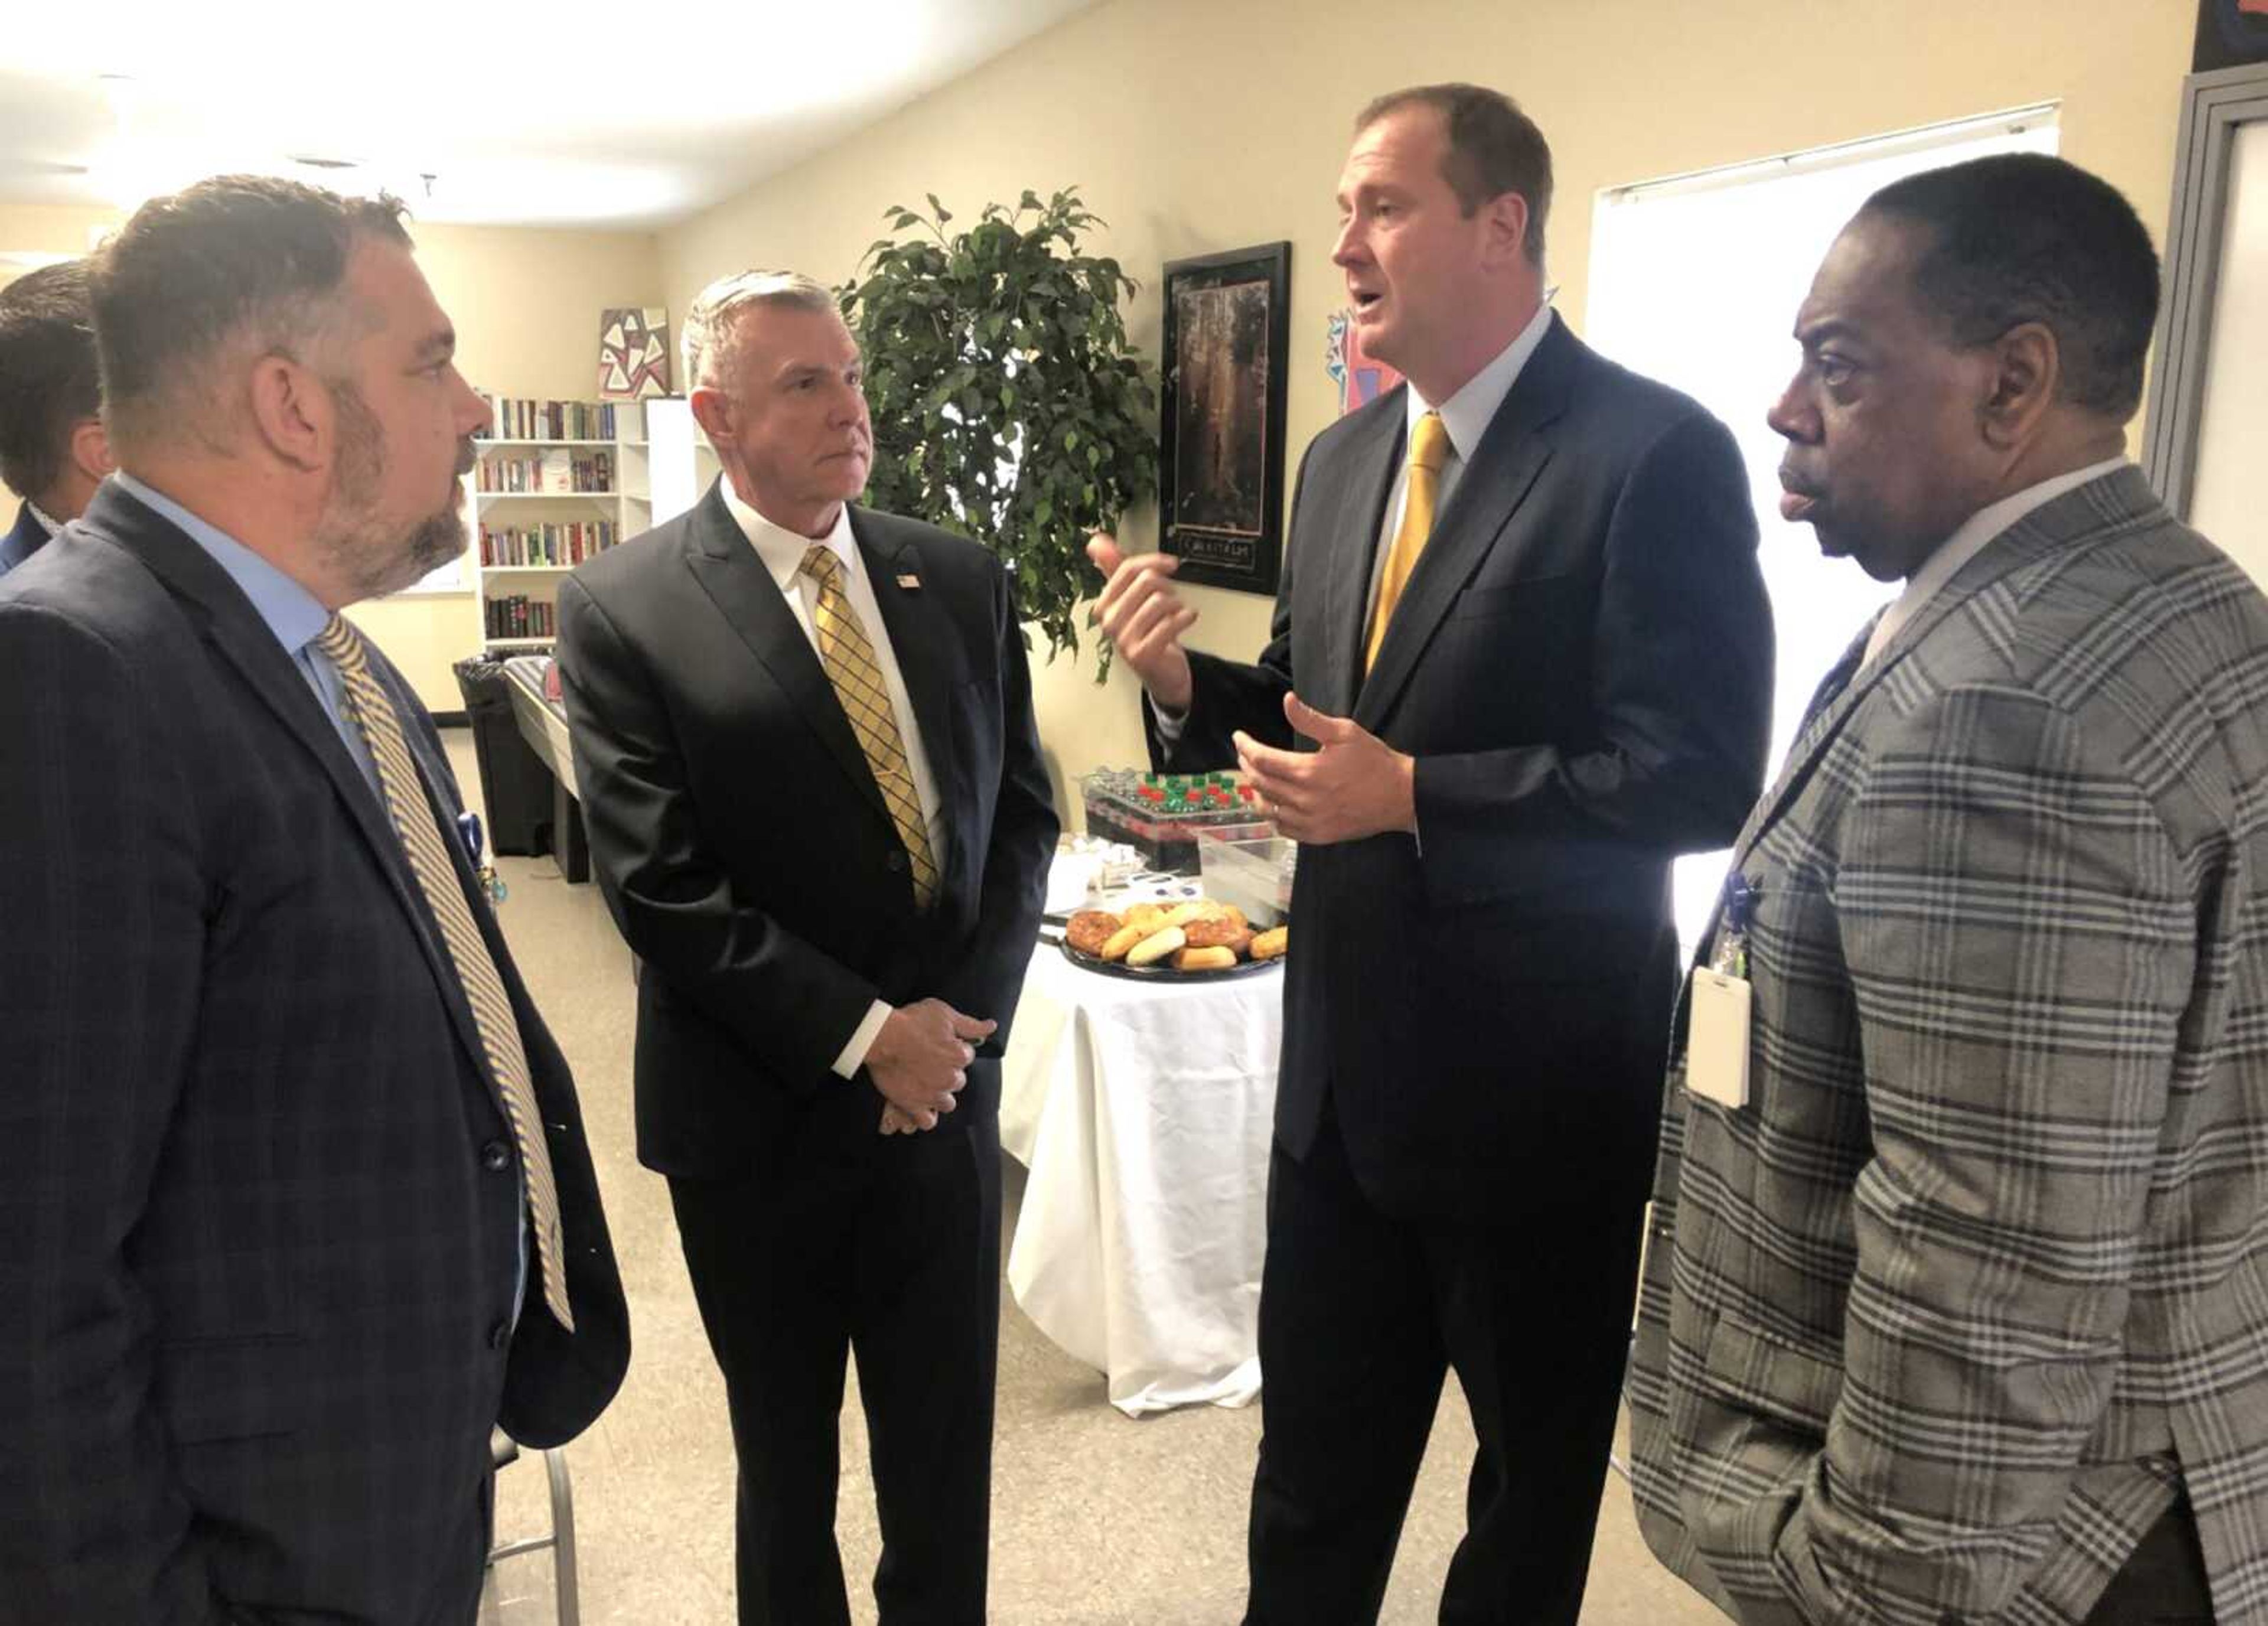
[{"left": 835, "top": 184, "right": 1160, "bottom": 670}]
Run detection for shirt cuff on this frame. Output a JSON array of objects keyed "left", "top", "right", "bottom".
[
  {"left": 833, "top": 999, "right": 895, "bottom": 1080},
  {"left": 1151, "top": 698, "right": 1189, "bottom": 744}
]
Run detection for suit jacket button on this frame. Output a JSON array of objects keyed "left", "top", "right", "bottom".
[
  {"left": 488, "top": 1319, "right": 511, "bottom": 1351},
  {"left": 886, "top": 851, "right": 908, "bottom": 873},
  {"left": 481, "top": 1139, "right": 513, "bottom": 1173}
]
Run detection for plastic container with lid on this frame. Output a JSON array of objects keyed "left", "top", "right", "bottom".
[
  {"left": 1080, "top": 768, "right": 1271, "bottom": 875},
  {"left": 1197, "top": 829, "right": 1298, "bottom": 928}
]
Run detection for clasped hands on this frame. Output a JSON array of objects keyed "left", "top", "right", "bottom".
[
  {"left": 867, "top": 997, "right": 995, "bottom": 1136},
  {"left": 1085, "top": 535, "right": 1416, "bottom": 844}
]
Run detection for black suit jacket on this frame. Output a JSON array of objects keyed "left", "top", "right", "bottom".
[
  {"left": 554, "top": 485, "right": 1057, "bottom": 1178},
  {"left": 1155, "top": 315, "right": 1773, "bottom": 1221},
  {"left": 0, "top": 484, "right": 630, "bottom": 1624}
]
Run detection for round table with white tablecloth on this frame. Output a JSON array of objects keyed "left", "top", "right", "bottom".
[{"left": 999, "top": 941, "right": 1282, "bottom": 1416}]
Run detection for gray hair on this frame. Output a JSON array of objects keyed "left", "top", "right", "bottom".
[{"left": 680, "top": 269, "right": 836, "bottom": 393}]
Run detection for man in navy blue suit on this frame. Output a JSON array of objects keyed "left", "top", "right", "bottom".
[
  {"left": 0, "top": 177, "right": 628, "bottom": 1624},
  {"left": 0, "top": 259, "right": 110, "bottom": 574},
  {"left": 1091, "top": 83, "right": 1775, "bottom": 1625}
]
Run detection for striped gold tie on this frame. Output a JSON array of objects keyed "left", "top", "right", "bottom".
[
  {"left": 801, "top": 545, "right": 939, "bottom": 907},
  {"left": 311, "top": 615, "right": 574, "bottom": 1332},
  {"left": 1365, "top": 410, "right": 1452, "bottom": 672}
]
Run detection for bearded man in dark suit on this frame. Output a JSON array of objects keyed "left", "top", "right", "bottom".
[{"left": 0, "top": 175, "right": 628, "bottom": 1625}]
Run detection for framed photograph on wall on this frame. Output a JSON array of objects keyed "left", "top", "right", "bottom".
[{"left": 1158, "top": 242, "right": 1291, "bottom": 595}]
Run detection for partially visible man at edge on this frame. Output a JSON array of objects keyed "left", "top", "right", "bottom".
[
  {"left": 1629, "top": 153, "right": 2268, "bottom": 1625},
  {"left": 0, "top": 258, "right": 113, "bottom": 574}
]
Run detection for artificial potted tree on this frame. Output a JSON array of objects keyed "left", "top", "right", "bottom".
[{"left": 838, "top": 188, "right": 1158, "bottom": 672}]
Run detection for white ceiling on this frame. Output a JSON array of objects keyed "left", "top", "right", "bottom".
[{"left": 0, "top": 0, "right": 1100, "bottom": 230}]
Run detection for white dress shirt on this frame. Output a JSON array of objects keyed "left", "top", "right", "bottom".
[
  {"left": 1155, "top": 298, "right": 1557, "bottom": 751},
  {"left": 1363, "top": 298, "right": 1556, "bottom": 620},
  {"left": 1862, "top": 456, "right": 2131, "bottom": 669},
  {"left": 718, "top": 481, "right": 946, "bottom": 1078}
]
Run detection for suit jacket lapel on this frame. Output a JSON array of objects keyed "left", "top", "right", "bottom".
[
  {"left": 1726, "top": 465, "right": 2167, "bottom": 874},
  {"left": 378, "top": 654, "right": 514, "bottom": 1089},
  {"left": 856, "top": 510, "right": 970, "bottom": 892},
  {"left": 99, "top": 485, "right": 421, "bottom": 890},
  {"left": 1723, "top": 615, "right": 1885, "bottom": 872},
  {"left": 1354, "top": 317, "right": 1571, "bottom": 731},
  {"left": 682, "top": 484, "right": 890, "bottom": 821},
  {"left": 856, "top": 510, "right": 962, "bottom": 797},
  {"left": 93, "top": 485, "right": 495, "bottom": 1073}
]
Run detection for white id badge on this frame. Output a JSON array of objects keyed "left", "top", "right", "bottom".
[{"left": 1685, "top": 967, "right": 1753, "bottom": 1110}]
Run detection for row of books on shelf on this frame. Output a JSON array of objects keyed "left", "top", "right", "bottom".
[
  {"left": 485, "top": 595, "right": 556, "bottom": 640},
  {"left": 480, "top": 520, "right": 617, "bottom": 568},
  {"left": 480, "top": 395, "right": 638, "bottom": 442},
  {"left": 477, "top": 449, "right": 614, "bottom": 494}
]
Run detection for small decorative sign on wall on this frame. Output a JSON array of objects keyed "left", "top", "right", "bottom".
[
  {"left": 598, "top": 307, "right": 672, "bottom": 400},
  {"left": 1158, "top": 242, "right": 1291, "bottom": 597},
  {"left": 1325, "top": 307, "right": 1405, "bottom": 417}
]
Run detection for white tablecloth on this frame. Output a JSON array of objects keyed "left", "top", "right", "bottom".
[{"left": 1001, "top": 941, "right": 1282, "bottom": 1416}]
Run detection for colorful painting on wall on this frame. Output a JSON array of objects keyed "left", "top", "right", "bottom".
[
  {"left": 2197, "top": 0, "right": 2268, "bottom": 70},
  {"left": 598, "top": 307, "right": 672, "bottom": 400},
  {"left": 1325, "top": 307, "right": 1405, "bottom": 416}
]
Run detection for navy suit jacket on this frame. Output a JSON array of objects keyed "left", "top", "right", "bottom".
[
  {"left": 0, "top": 484, "right": 630, "bottom": 1624},
  {"left": 1153, "top": 315, "right": 1775, "bottom": 1222},
  {"left": 0, "top": 500, "right": 48, "bottom": 575}
]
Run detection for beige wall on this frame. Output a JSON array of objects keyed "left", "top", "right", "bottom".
[
  {"left": 0, "top": 203, "right": 662, "bottom": 711},
  {"left": 659, "top": 0, "right": 2195, "bottom": 814},
  {"left": 348, "top": 223, "right": 663, "bottom": 707}
]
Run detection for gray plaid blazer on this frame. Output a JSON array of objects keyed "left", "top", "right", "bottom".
[{"left": 1627, "top": 466, "right": 2268, "bottom": 1624}]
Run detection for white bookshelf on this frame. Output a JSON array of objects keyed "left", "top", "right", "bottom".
[
  {"left": 468, "top": 402, "right": 652, "bottom": 650},
  {"left": 461, "top": 397, "right": 721, "bottom": 653}
]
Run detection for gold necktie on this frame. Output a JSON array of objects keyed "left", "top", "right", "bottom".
[
  {"left": 1365, "top": 410, "right": 1452, "bottom": 672},
  {"left": 311, "top": 615, "right": 574, "bottom": 1332},
  {"left": 801, "top": 545, "right": 939, "bottom": 907}
]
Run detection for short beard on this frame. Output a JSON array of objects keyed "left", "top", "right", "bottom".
[{"left": 317, "top": 381, "right": 472, "bottom": 602}]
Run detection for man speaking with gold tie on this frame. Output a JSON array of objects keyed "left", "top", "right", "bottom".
[
  {"left": 1088, "top": 83, "right": 1775, "bottom": 1624},
  {"left": 555, "top": 270, "right": 1055, "bottom": 1625}
]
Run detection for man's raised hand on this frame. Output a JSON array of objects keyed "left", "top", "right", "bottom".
[{"left": 1087, "top": 535, "right": 1198, "bottom": 713}]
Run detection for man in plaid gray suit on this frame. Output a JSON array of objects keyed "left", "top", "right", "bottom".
[{"left": 1628, "top": 154, "right": 2268, "bottom": 1623}]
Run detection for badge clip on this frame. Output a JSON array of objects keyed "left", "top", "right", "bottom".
[{"left": 1712, "top": 875, "right": 1760, "bottom": 979}]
